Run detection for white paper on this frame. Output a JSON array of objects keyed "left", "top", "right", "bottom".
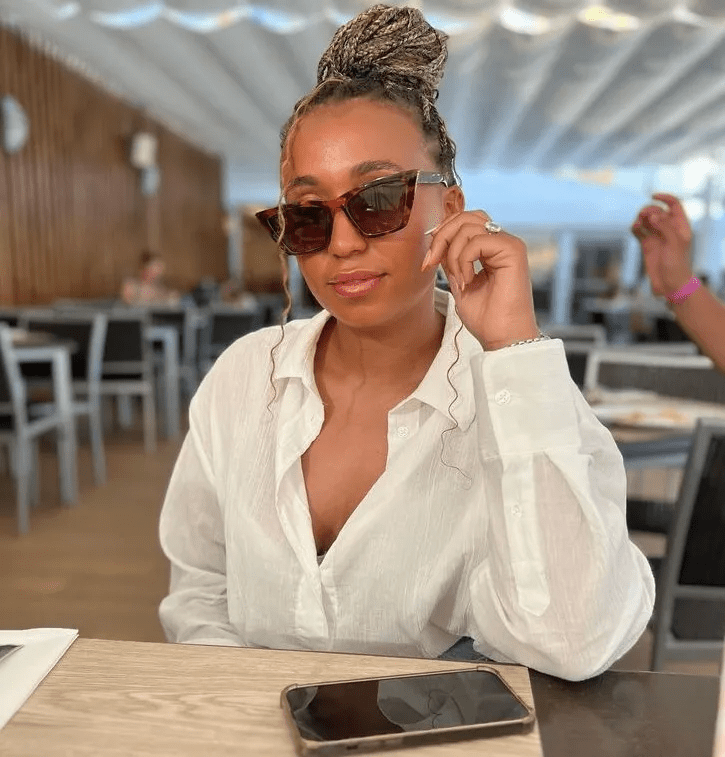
[{"left": 0, "top": 628, "right": 78, "bottom": 730}]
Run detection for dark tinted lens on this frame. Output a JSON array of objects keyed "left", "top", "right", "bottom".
[
  {"left": 282, "top": 205, "right": 330, "bottom": 254},
  {"left": 348, "top": 179, "right": 408, "bottom": 236}
]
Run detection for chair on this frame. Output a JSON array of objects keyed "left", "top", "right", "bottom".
[
  {"left": 0, "top": 324, "right": 71, "bottom": 534},
  {"left": 649, "top": 418, "right": 725, "bottom": 671},
  {"left": 584, "top": 349, "right": 725, "bottom": 405},
  {"left": 198, "top": 306, "right": 264, "bottom": 374},
  {"left": 22, "top": 312, "right": 108, "bottom": 486},
  {"left": 0, "top": 311, "right": 21, "bottom": 328},
  {"left": 147, "top": 306, "right": 199, "bottom": 399},
  {"left": 101, "top": 312, "right": 157, "bottom": 452}
]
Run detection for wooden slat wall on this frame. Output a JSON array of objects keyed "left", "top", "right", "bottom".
[{"left": 0, "top": 25, "right": 227, "bottom": 306}]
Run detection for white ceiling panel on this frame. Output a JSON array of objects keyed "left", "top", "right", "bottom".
[{"left": 3, "top": 0, "right": 725, "bottom": 172}]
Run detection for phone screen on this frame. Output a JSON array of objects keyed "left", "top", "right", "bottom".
[{"left": 284, "top": 668, "right": 530, "bottom": 742}]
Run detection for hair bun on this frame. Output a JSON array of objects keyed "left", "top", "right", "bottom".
[{"left": 317, "top": 4, "right": 448, "bottom": 104}]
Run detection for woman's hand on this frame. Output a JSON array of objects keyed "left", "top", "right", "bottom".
[
  {"left": 421, "top": 210, "right": 538, "bottom": 350},
  {"left": 631, "top": 193, "right": 693, "bottom": 297}
]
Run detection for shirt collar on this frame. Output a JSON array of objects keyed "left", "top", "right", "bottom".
[{"left": 272, "top": 288, "right": 480, "bottom": 426}]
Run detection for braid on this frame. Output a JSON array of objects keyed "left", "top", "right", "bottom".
[{"left": 280, "top": 4, "right": 459, "bottom": 187}]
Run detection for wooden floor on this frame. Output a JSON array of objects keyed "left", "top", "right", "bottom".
[{"left": 0, "top": 419, "right": 719, "bottom": 676}]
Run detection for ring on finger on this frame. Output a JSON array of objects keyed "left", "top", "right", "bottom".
[{"left": 484, "top": 220, "right": 502, "bottom": 234}]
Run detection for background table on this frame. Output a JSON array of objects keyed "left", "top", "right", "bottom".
[{"left": 1, "top": 639, "right": 719, "bottom": 757}]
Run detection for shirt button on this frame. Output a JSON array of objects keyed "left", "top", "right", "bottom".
[
  {"left": 495, "top": 389, "right": 511, "bottom": 405},
  {"left": 512, "top": 505, "right": 522, "bottom": 517},
  {"left": 397, "top": 426, "right": 410, "bottom": 438}
]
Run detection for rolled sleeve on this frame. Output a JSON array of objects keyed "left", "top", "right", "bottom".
[{"left": 468, "top": 339, "right": 655, "bottom": 680}]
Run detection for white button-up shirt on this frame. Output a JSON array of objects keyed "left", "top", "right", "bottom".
[{"left": 159, "top": 289, "right": 654, "bottom": 680}]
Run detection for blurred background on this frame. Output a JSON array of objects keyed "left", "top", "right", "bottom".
[{"left": 2, "top": 1, "right": 725, "bottom": 675}]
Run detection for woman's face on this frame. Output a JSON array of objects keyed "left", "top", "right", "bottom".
[
  {"left": 282, "top": 98, "right": 463, "bottom": 331},
  {"left": 143, "top": 260, "right": 165, "bottom": 283}
]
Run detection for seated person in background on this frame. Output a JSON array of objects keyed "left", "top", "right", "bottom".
[
  {"left": 158, "top": 4, "right": 654, "bottom": 682},
  {"left": 632, "top": 193, "right": 725, "bottom": 374},
  {"left": 121, "top": 250, "right": 180, "bottom": 306},
  {"left": 219, "top": 278, "right": 259, "bottom": 311}
]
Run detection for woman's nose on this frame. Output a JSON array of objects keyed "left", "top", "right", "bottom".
[{"left": 327, "top": 208, "right": 366, "bottom": 257}]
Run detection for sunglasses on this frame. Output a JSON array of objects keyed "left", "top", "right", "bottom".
[{"left": 255, "top": 169, "right": 452, "bottom": 255}]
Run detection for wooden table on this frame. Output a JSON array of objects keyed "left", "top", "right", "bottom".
[{"left": 1, "top": 639, "right": 718, "bottom": 757}]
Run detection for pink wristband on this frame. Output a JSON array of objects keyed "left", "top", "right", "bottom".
[{"left": 667, "top": 276, "right": 701, "bottom": 304}]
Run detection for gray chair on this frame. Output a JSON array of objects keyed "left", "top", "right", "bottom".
[
  {"left": 23, "top": 312, "right": 108, "bottom": 486},
  {"left": 147, "top": 305, "right": 200, "bottom": 400},
  {"left": 101, "top": 312, "right": 157, "bottom": 452},
  {"left": 584, "top": 348, "right": 725, "bottom": 405},
  {"left": 0, "top": 324, "right": 71, "bottom": 534},
  {"left": 198, "top": 306, "right": 264, "bottom": 374},
  {"left": 649, "top": 418, "right": 725, "bottom": 671}
]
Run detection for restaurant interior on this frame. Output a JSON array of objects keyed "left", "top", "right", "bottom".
[{"left": 1, "top": 1, "right": 725, "bottom": 755}]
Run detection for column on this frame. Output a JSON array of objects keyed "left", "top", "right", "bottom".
[{"left": 551, "top": 229, "right": 576, "bottom": 325}]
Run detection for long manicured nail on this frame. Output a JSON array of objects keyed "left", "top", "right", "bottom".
[
  {"left": 421, "top": 249, "right": 433, "bottom": 271},
  {"left": 458, "top": 276, "right": 465, "bottom": 293}
]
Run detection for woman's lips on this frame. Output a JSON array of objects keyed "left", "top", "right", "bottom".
[{"left": 331, "top": 274, "right": 384, "bottom": 298}]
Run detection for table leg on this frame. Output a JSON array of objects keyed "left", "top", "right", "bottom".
[
  {"left": 162, "top": 333, "right": 180, "bottom": 440},
  {"left": 52, "top": 350, "right": 78, "bottom": 504}
]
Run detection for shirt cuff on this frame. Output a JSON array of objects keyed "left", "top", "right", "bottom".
[{"left": 472, "top": 339, "right": 580, "bottom": 458}]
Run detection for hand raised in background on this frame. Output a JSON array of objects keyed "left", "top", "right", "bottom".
[{"left": 631, "top": 193, "right": 693, "bottom": 297}]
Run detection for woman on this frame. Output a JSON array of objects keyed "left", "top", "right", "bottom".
[
  {"left": 159, "top": 5, "right": 653, "bottom": 681},
  {"left": 632, "top": 192, "right": 725, "bottom": 374},
  {"left": 120, "top": 250, "right": 179, "bottom": 306}
]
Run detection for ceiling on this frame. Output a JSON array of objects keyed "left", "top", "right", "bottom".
[{"left": 3, "top": 0, "right": 725, "bottom": 175}]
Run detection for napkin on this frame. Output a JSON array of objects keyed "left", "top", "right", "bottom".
[{"left": 0, "top": 628, "right": 78, "bottom": 730}]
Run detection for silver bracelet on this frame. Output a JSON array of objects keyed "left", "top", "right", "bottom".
[{"left": 504, "top": 333, "right": 551, "bottom": 349}]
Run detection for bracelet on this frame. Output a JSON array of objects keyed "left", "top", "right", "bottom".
[
  {"left": 504, "top": 333, "right": 551, "bottom": 349},
  {"left": 667, "top": 276, "right": 701, "bottom": 305}
]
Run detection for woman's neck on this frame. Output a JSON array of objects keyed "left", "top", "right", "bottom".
[{"left": 316, "top": 293, "right": 446, "bottom": 393}]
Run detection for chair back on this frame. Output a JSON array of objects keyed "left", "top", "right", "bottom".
[
  {"left": 0, "top": 324, "right": 26, "bottom": 423},
  {"left": 25, "top": 313, "right": 107, "bottom": 386},
  {"left": 148, "top": 306, "right": 197, "bottom": 365},
  {"left": 651, "top": 418, "right": 725, "bottom": 668},
  {"left": 200, "top": 307, "right": 263, "bottom": 367},
  {"left": 584, "top": 349, "right": 725, "bottom": 404},
  {"left": 102, "top": 312, "right": 152, "bottom": 380},
  {"left": 0, "top": 312, "right": 20, "bottom": 328}
]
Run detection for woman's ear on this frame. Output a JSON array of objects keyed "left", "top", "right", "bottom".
[{"left": 444, "top": 185, "right": 465, "bottom": 218}]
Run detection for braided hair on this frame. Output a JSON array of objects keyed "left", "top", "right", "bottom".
[{"left": 280, "top": 4, "right": 460, "bottom": 187}]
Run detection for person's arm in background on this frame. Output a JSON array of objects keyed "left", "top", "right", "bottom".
[{"left": 632, "top": 192, "right": 725, "bottom": 374}]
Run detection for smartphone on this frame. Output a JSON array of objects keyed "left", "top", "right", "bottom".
[{"left": 280, "top": 665, "right": 535, "bottom": 756}]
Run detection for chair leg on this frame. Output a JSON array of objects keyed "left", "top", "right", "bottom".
[
  {"left": 142, "top": 391, "right": 157, "bottom": 453},
  {"left": 30, "top": 440, "right": 40, "bottom": 508},
  {"left": 117, "top": 396, "right": 133, "bottom": 428},
  {"left": 88, "top": 404, "right": 107, "bottom": 486},
  {"left": 14, "top": 438, "right": 32, "bottom": 535}
]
